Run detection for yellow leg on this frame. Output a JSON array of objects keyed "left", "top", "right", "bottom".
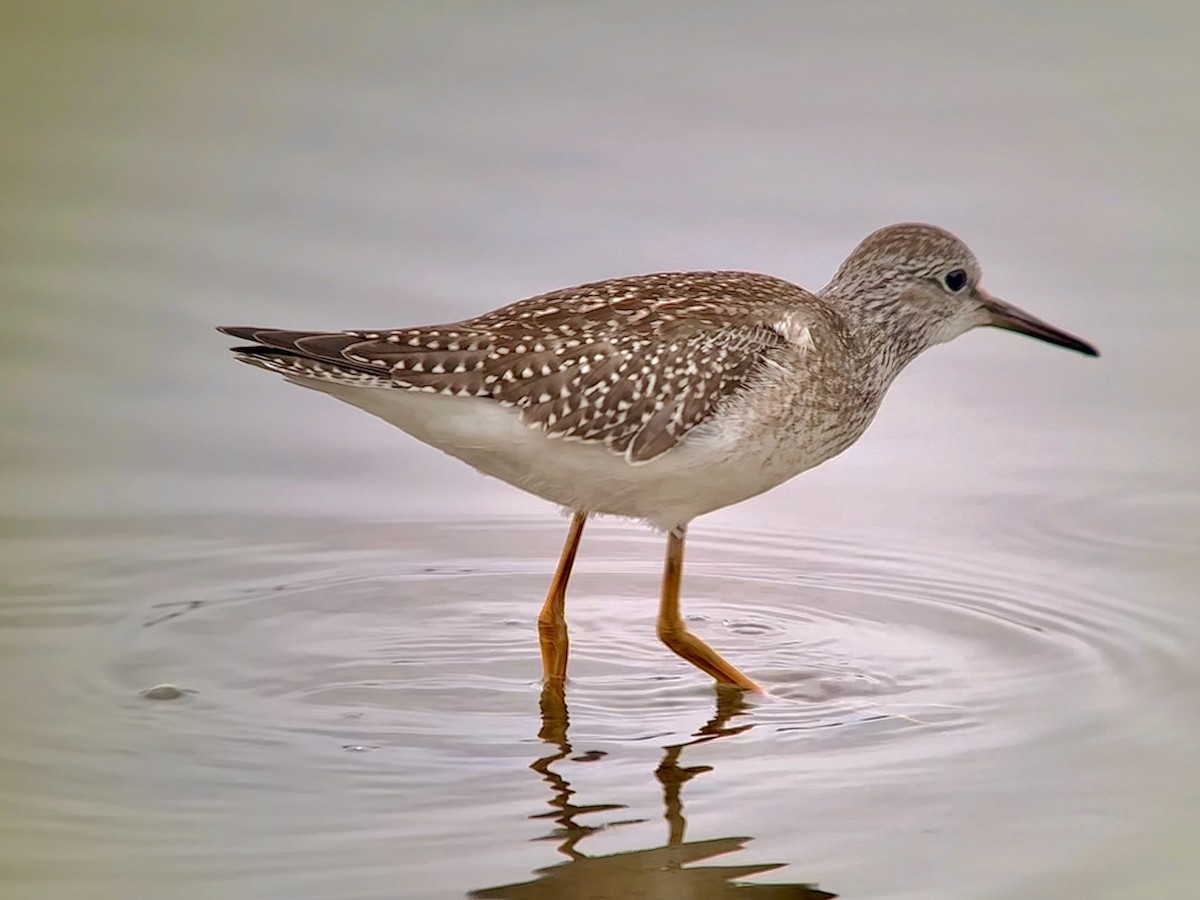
[
  {"left": 657, "top": 526, "right": 762, "bottom": 692},
  {"left": 538, "top": 511, "right": 587, "bottom": 683}
]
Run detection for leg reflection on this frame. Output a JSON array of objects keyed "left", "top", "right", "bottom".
[
  {"left": 469, "top": 685, "right": 837, "bottom": 899},
  {"left": 656, "top": 684, "right": 754, "bottom": 847},
  {"left": 529, "top": 681, "right": 639, "bottom": 861}
]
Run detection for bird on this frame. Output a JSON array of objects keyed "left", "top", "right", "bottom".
[{"left": 219, "top": 223, "right": 1098, "bottom": 693}]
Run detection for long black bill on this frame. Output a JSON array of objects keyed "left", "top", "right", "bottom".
[{"left": 981, "top": 293, "right": 1099, "bottom": 357}]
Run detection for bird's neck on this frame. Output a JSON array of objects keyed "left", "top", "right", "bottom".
[{"left": 821, "top": 285, "right": 937, "bottom": 388}]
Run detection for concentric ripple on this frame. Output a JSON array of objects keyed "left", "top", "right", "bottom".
[
  {"left": 1, "top": 511, "right": 1195, "bottom": 897},
  {"left": 987, "top": 475, "right": 1200, "bottom": 559}
]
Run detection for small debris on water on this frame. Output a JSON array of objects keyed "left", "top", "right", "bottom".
[
  {"left": 570, "top": 750, "right": 607, "bottom": 762},
  {"left": 140, "top": 684, "right": 186, "bottom": 701}
]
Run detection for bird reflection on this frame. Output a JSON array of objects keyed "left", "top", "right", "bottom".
[{"left": 469, "top": 683, "right": 837, "bottom": 899}]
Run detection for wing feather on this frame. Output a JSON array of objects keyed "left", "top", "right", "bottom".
[{"left": 220, "top": 270, "right": 816, "bottom": 462}]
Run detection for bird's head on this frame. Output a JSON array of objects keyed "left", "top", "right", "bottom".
[{"left": 822, "top": 223, "right": 1098, "bottom": 358}]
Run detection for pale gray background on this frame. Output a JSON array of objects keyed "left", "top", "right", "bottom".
[{"left": 2, "top": 4, "right": 1197, "bottom": 900}]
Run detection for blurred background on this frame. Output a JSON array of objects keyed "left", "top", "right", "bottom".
[{"left": 1, "top": 3, "right": 1197, "bottom": 899}]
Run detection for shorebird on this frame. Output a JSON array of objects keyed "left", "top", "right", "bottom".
[{"left": 220, "top": 223, "right": 1097, "bottom": 693}]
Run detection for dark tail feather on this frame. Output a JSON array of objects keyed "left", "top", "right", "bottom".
[{"left": 217, "top": 326, "right": 385, "bottom": 376}]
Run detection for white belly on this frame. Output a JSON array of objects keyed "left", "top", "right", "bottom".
[{"left": 298, "top": 380, "right": 859, "bottom": 529}]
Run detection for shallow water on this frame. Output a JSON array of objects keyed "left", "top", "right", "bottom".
[{"left": 2, "top": 4, "right": 1198, "bottom": 899}]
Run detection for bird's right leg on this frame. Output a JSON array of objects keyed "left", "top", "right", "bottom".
[
  {"left": 656, "top": 525, "right": 762, "bottom": 692},
  {"left": 537, "top": 510, "right": 587, "bottom": 684}
]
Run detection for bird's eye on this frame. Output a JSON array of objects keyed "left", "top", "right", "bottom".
[{"left": 943, "top": 269, "right": 968, "bottom": 292}]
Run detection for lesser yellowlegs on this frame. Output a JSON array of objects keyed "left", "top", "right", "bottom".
[{"left": 220, "top": 223, "right": 1098, "bottom": 692}]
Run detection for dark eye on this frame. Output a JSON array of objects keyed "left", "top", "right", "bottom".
[{"left": 943, "top": 269, "right": 968, "bottom": 292}]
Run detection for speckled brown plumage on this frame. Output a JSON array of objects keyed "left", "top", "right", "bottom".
[{"left": 221, "top": 271, "right": 823, "bottom": 463}]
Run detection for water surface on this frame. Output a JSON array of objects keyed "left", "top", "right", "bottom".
[{"left": 2, "top": 4, "right": 1198, "bottom": 899}]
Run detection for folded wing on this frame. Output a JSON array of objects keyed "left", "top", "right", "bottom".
[{"left": 220, "top": 270, "right": 812, "bottom": 462}]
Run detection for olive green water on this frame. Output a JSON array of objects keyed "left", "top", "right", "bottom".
[{"left": 2, "top": 4, "right": 1198, "bottom": 899}]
